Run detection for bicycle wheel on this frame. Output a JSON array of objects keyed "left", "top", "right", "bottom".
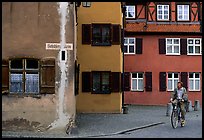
[{"left": 171, "top": 110, "right": 178, "bottom": 129}]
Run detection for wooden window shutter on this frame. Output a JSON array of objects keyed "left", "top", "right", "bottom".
[
  {"left": 181, "top": 72, "right": 188, "bottom": 90},
  {"left": 124, "top": 72, "right": 130, "bottom": 91},
  {"left": 111, "top": 72, "right": 120, "bottom": 92},
  {"left": 82, "top": 72, "right": 91, "bottom": 92},
  {"left": 180, "top": 39, "right": 187, "bottom": 55},
  {"left": 112, "top": 24, "right": 121, "bottom": 45},
  {"left": 136, "top": 38, "right": 143, "bottom": 54},
  {"left": 2, "top": 60, "right": 9, "bottom": 94},
  {"left": 40, "top": 59, "right": 55, "bottom": 94},
  {"left": 145, "top": 72, "right": 152, "bottom": 92},
  {"left": 82, "top": 24, "right": 91, "bottom": 44},
  {"left": 159, "top": 72, "right": 166, "bottom": 91},
  {"left": 159, "top": 39, "right": 166, "bottom": 54},
  {"left": 75, "top": 61, "right": 80, "bottom": 96}
]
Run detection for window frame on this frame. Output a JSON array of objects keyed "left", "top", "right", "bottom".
[
  {"left": 187, "top": 38, "right": 202, "bottom": 55},
  {"left": 188, "top": 72, "right": 201, "bottom": 91},
  {"left": 125, "top": 5, "right": 136, "bottom": 19},
  {"left": 82, "top": 2, "right": 91, "bottom": 7},
  {"left": 167, "top": 72, "right": 179, "bottom": 91},
  {"left": 124, "top": 37, "right": 136, "bottom": 54},
  {"left": 166, "top": 38, "right": 180, "bottom": 55},
  {"left": 92, "top": 71, "right": 111, "bottom": 94},
  {"left": 157, "top": 4, "right": 170, "bottom": 21},
  {"left": 9, "top": 58, "right": 40, "bottom": 95},
  {"left": 131, "top": 72, "right": 144, "bottom": 91},
  {"left": 92, "top": 24, "right": 112, "bottom": 46},
  {"left": 177, "top": 4, "right": 190, "bottom": 21}
]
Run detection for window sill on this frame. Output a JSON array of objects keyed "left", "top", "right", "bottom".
[
  {"left": 124, "top": 53, "right": 136, "bottom": 55},
  {"left": 187, "top": 54, "right": 202, "bottom": 56},
  {"left": 165, "top": 54, "right": 180, "bottom": 56},
  {"left": 188, "top": 90, "right": 201, "bottom": 92},
  {"left": 131, "top": 90, "right": 144, "bottom": 92},
  {"left": 6, "top": 93, "right": 41, "bottom": 98}
]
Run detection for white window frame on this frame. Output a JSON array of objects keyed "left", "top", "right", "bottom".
[
  {"left": 82, "top": 2, "right": 91, "bottom": 7},
  {"left": 131, "top": 72, "right": 144, "bottom": 91},
  {"left": 189, "top": 72, "right": 200, "bottom": 91},
  {"left": 157, "top": 5, "right": 169, "bottom": 21},
  {"left": 187, "top": 38, "right": 202, "bottom": 55},
  {"left": 177, "top": 5, "right": 190, "bottom": 21},
  {"left": 166, "top": 38, "right": 180, "bottom": 55},
  {"left": 125, "top": 5, "right": 135, "bottom": 19},
  {"left": 167, "top": 73, "right": 179, "bottom": 91},
  {"left": 124, "top": 37, "right": 135, "bottom": 54}
]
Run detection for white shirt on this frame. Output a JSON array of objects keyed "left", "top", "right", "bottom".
[{"left": 177, "top": 88, "right": 183, "bottom": 99}]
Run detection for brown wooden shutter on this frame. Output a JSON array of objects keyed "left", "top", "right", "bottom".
[
  {"left": 180, "top": 39, "right": 187, "bottom": 55},
  {"left": 124, "top": 72, "right": 130, "bottom": 91},
  {"left": 40, "top": 59, "right": 55, "bottom": 94},
  {"left": 181, "top": 72, "right": 188, "bottom": 90},
  {"left": 159, "top": 39, "right": 166, "bottom": 54},
  {"left": 75, "top": 61, "right": 80, "bottom": 96},
  {"left": 2, "top": 60, "right": 9, "bottom": 93},
  {"left": 136, "top": 38, "right": 143, "bottom": 54},
  {"left": 82, "top": 72, "right": 91, "bottom": 92},
  {"left": 112, "top": 24, "right": 121, "bottom": 45},
  {"left": 145, "top": 72, "right": 152, "bottom": 92},
  {"left": 82, "top": 24, "right": 91, "bottom": 44},
  {"left": 159, "top": 72, "right": 166, "bottom": 91},
  {"left": 111, "top": 72, "right": 120, "bottom": 92}
]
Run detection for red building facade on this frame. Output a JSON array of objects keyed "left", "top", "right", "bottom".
[{"left": 124, "top": 2, "right": 202, "bottom": 106}]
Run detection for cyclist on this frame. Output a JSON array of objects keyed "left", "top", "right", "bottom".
[{"left": 170, "top": 81, "right": 188, "bottom": 127}]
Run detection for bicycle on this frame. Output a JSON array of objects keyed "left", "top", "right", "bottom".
[{"left": 170, "top": 99, "right": 185, "bottom": 129}]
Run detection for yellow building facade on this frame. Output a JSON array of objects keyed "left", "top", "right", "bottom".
[{"left": 76, "top": 2, "right": 124, "bottom": 113}]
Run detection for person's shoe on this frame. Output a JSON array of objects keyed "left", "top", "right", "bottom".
[{"left": 181, "top": 120, "right": 185, "bottom": 127}]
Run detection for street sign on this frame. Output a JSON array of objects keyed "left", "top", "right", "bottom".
[{"left": 46, "top": 43, "right": 73, "bottom": 50}]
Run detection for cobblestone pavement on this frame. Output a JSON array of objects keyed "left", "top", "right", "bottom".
[{"left": 2, "top": 105, "right": 202, "bottom": 138}]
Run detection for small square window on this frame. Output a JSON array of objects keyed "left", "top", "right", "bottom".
[
  {"left": 82, "top": 2, "right": 91, "bottom": 7},
  {"left": 168, "top": 73, "right": 172, "bottom": 78}
]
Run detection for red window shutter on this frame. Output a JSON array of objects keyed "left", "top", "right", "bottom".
[
  {"left": 180, "top": 39, "right": 187, "bottom": 55},
  {"left": 145, "top": 72, "right": 152, "bottom": 92},
  {"left": 2, "top": 60, "right": 9, "bottom": 93},
  {"left": 112, "top": 24, "right": 121, "bottom": 45},
  {"left": 124, "top": 72, "right": 130, "bottom": 91},
  {"left": 82, "top": 24, "right": 91, "bottom": 44},
  {"left": 159, "top": 72, "right": 166, "bottom": 91},
  {"left": 111, "top": 72, "right": 120, "bottom": 92},
  {"left": 181, "top": 72, "right": 188, "bottom": 90},
  {"left": 136, "top": 38, "right": 143, "bottom": 54},
  {"left": 40, "top": 59, "right": 55, "bottom": 94},
  {"left": 82, "top": 72, "right": 91, "bottom": 92},
  {"left": 159, "top": 39, "right": 166, "bottom": 54}
]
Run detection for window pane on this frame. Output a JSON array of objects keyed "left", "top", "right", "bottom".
[
  {"left": 26, "top": 59, "right": 38, "bottom": 69},
  {"left": 174, "top": 39, "right": 179, "bottom": 44},
  {"left": 174, "top": 46, "right": 179, "bottom": 53},
  {"left": 188, "top": 46, "right": 194, "bottom": 53},
  {"left": 168, "top": 73, "right": 172, "bottom": 78},
  {"left": 128, "top": 12, "right": 135, "bottom": 18},
  {"left": 10, "top": 59, "right": 23, "bottom": 69},
  {"left": 93, "top": 73, "right": 100, "bottom": 92},
  {"left": 168, "top": 80, "right": 172, "bottom": 90},
  {"left": 102, "top": 73, "right": 110, "bottom": 93},
  {"left": 195, "top": 73, "right": 200, "bottom": 78},
  {"left": 195, "top": 39, "right": 200, "bottom": 44},
  {"left": 138, "top": 79, "right": 143, "bottom": 90},
  {"left": 174, "top": 73, "right": 178, "bottom": 78},
  {"left": 158, "top": 10, "right": 162, "bottom": 14},
  {"left": 195, "top": 46, "right": 200, "bottom": 53},
  {"left": 189, "top": 80, "right": 194, "bottom": 90},
  {"left": 10, "top": 73, "right": 23, "bottom": 93},
  {"left": 167, "top": 39, "right": 172, "bottom": 44},
  {"left": 132, "top": 79, "right": 137, "bottom": 90},
  {"left": 164, "top": 15, "right": 168, "bottom": 19},
  {"left": 25, "top": 73, "right": 39, "bottom": 93},
  {"left": 124, "top": 38, "right": 128, "bottom": 44},
  {"left": 138, "top": 73, "right": 143, "bottom": 78},
  {"left": 188, "top": 39, "right": 193, "bottom": 44},
  {"left": 174, "top": 79, "right": 179, "bottom": 89},
  {"left": 195, "top": 80, "right": 200, "bottom": 90},
  {"left": 92, "top": 26, "right": 101, "bottom": 45},
  {"left": 129, "top": 38, "right": 135, "bottom": 44},
  {"left": 167, "top": 45, "right": 172, "bottom": 53},
  {"left": 189, "top": 73, "right": 193, "bottom": 78},
  {"left": 132, "top": 73, "right": 137, "bottom": 78},
  {"left": 158, "top": 15, "right": 162, "bottom": 19},
  {"left": 129, "top": 45, "right": 135, "bottom": 53},
  {"left": 102, "top": 26, "right": 111, "bottom": 45}
]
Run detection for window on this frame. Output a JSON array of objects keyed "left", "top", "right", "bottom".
[
  {"left": 82, "top": 2, "right": 91, "bottom": 7},
  {"left": 10, "top": 59, "right": 39, "bottom": 94},
  {"left": 125, "top": 6, "right": 135, "bottom": 19},
  {"left": 131, "top": 72, "right": 144, "bottom": 91},
  {"left": 92, "top": 24, "right": 111, "bottom": 46},
  {"left": 187, "top": 38, "right": 202, "bottom": 55},
  {"left": 92, "top": 72, "right": 111, "bottom": 94},
  {"left": 167, "top": 73, "right": 179, "bottom": 91},
  {"left": 157, "top": 5, "right": 169, "bottom": 21},
  {"left": 166, "top": 38, "right": 180, "bottom": 55},
  {"left": 177, "top": 5, "right": 190, "bottom": 21},
  {"left": 124, "top": 37, "right": 135, "bottom": 54},
  {"left": 189, "top": 72, "right": 200, "bottom": 91}
]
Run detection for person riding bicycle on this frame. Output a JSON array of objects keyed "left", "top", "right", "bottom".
[{"left": 170, "top": 81, "right": 188, "bottom": 127}]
